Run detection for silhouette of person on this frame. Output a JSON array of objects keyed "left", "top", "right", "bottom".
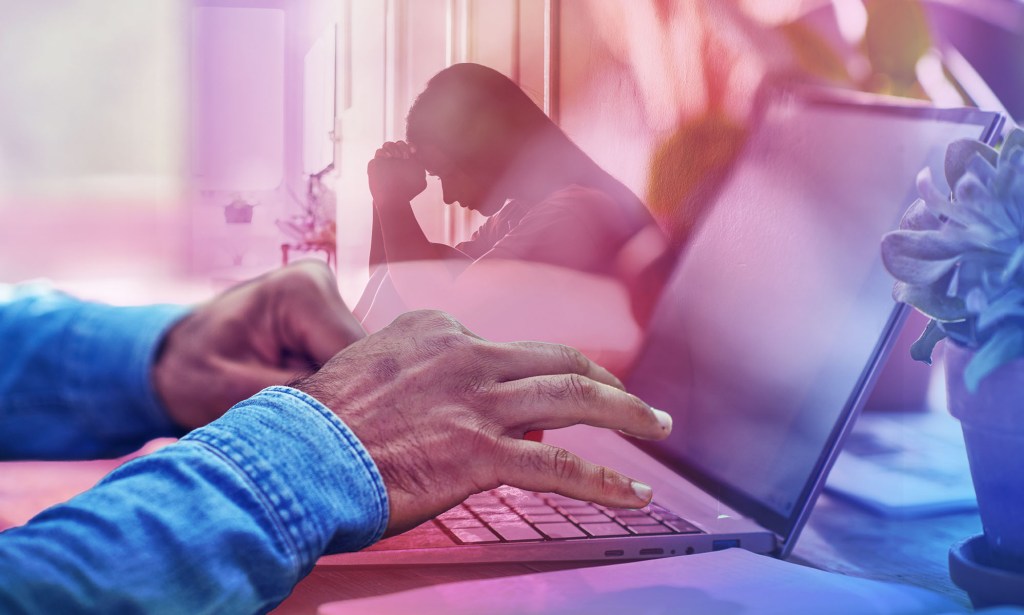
[{"left": 359, "top": 63, "right": 673, "bottom": 338}]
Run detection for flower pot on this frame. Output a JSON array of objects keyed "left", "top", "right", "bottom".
[{"left": 945, "top": 341, "right": 1024, "bottom": 574}]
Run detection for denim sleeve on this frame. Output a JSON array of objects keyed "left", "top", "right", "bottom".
[
  {"left": 0, "top": 386, "right": 390, "bottom": 614},
  {"left": 0, "top": 284, "right": 190, "bottom": 460}
]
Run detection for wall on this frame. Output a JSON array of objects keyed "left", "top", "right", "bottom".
[{"left": 0, "top": 0, "right": 188, "bottom": 285}]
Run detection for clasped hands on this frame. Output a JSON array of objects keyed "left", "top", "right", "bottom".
[
  {"left": 153, "top": 261, "right": 672, "bottom": 536},
  {"left": 367, "top": 140, "right": 427, "bottom": 206}
]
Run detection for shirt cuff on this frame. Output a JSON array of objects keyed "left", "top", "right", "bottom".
[
  {"left": 183, "top": 386, "right": 390, "bottom": 565},
  {"left": 66, "top": 302, "right": 191, "bottom": 442}
]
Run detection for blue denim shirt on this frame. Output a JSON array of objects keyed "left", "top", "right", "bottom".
[{"left": 0, "top": 285, "right": 389, "bottom": 613}]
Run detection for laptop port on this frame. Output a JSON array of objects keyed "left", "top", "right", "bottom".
[
  {"left": 604, "top": 549, "right": 624, "bottom": 557},
  {"left": 639, "top": 548, "right": 664, "bottom": 556},
  {"left": 712, "top": 539, "right": 740, "bottom": 551}
]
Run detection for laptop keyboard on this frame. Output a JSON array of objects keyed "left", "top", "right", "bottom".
[{"left": 435, "top": 488, "right": 702, "bottom": 544}]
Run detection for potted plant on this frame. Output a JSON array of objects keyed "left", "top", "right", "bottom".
[{"left": 881, "top": 127, "right": 1024, "bottom": 607}]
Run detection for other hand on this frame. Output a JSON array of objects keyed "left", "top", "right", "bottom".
[
  {"left": 367, "top": 140, "right": 428, "bottom": 205},
  {"left": 154, "top": 261, "right": 365, "bottom": 430},
  {"left": 293, "top": 310, "right": 672, "bottom": 535}
]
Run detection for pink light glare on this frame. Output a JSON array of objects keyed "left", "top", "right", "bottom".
[{"left": 359, "top": 260, "right": 642, "bottom": 376}]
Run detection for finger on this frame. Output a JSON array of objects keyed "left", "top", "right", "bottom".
[
  {"left": 486, "top": 341, "right": 624, "bottom": 390},
  {"left": 292, "top": 300, "right": 366, "bottom": 364},
  {"left": 495, "top": 375, "right": 671, "bottom": 440},
  {"left": 374, "top": 148, "right": 390, "bottom": 159},
  {"left": 395, "top": 141, "right": 412, "bottom": 158},
  {"left": 382, "top": 142, "right": 402, "bottom": 157},
  {"left": 496, "top": 440, "right": 652, "bottom": 509},
  {"left": 281, "top": 266, "right": 367, "bottom": 364}
]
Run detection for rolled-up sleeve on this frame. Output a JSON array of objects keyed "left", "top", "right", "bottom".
[
  {"left": 0, "top": 284, "right": 189, "bottom": 459},
  {"left": 0, "top": 386, "right": 390, "bottom": 614}
]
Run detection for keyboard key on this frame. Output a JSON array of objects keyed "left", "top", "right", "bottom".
[
  {"left": 617, "top": 516, "right": 660, "bottom": 525},
  {"left": 450, "top": 527, "right": 501, "bottom": 544},
  {"left": 556, "top": 503, "right": 597, "bottom": 513},
  {"left": 581, "top": 522, "right": 631, "bottom": 537},
  {"left": 514, "top": 505, "right": 558, "bottom": 516},
  {"left": 535, "top": 522, "right": 586, "bottom": 540},
  {"left": 660, "top": 517, "right": 702, "bottom": 534},
  {"left": 523, "top": 513, "right": 565, "bottom": 524},
  {"left": 610, "top": 511, "right": 659, "bottom": 525},
  {"left": 568, "top": 513, "right": 611, "bottom": 525},
  {"left": 440, "top": 518, "right": 484, "bottom": 529},
  {"left": 469, "top": 505, "right": 513, "bottom": 515},
  {"left": 489, "top": 522, "right": 544, "bottom": 542},
  {"left": 478, "top": 513, "right": 521, "bottom": 524},
  {"left": 609, "top": 508, "right": 652, "bottom": 518},
  {"left": 503, "top": 493, "right": 548, "bottom": 507},
  {"left": 628, "top": 523, "right": 674, "bottom": 535}
]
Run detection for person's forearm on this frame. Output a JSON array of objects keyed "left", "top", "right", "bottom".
[
  {"left": 0, "top": 386, "right": 388, "bottom": 614},
  {"left": 369, "top": 206, "right": 387, "bottom": 270},
  {"left": 375, "top": 199, "right": 470, "bottom": 264},
  {"left": 0, "top": 286, "right": 189, "bottom": 460}
]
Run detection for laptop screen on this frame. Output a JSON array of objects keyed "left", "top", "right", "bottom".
[{"left": 626, "top": 87, "right": 1000, "bottom": 545}]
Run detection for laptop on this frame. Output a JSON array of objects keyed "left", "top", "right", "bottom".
[{"left": 320, "top": 83, "right": 1002, "bottom": 566}]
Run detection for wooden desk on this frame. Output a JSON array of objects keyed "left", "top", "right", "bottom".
[
  {"left": 0, "top": 447, "right": 976, "bottom": 614},
  {"left": 272, "top": 492, "right": 979, "bottom": 614}
]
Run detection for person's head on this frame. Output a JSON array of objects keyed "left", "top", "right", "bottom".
[{"left": 407, "top": 63, "right": 569, "bottom": 215}]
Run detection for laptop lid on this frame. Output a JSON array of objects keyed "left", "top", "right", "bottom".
[{"left": 625, "top": 84, "right": 1002, "bottom": 558}]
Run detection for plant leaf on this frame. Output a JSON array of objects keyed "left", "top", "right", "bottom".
[
  {"left": 966, "top": 152, "right": 997, "bottom": 185},
  {"left": 898, "top": 198, "right": 942, "bottom": 231},
  {"left": 1002, "top": 243, "right": 1024, "bottom": 284},
  {"left": 963, "top": 327, "right": 1024, "bottom": 392},
  {"left": 881, "top": 230, "right": 974, "bottom": 284},
  {"left": 893, "top": 280, "right": 968, "bottom": 320},
  {"left": 977, "top": 287, "right": 1024, "bottom": 332},
  {"left": 947, "top": 139, "right": 998, "bottom": 189},
  {"left": 997, "top": 128, "right": 1024, "bottom": 168},
  {"left": 910, "top": 319, "right": 947, "bottom": 364}
]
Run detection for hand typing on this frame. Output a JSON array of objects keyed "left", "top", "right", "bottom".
[{"left": 293, "top": 310, "right": 672, "bottom": 535}]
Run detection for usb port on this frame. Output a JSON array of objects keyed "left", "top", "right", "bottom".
[
  {"left": 712, "top": 539, "right": 740, "bottom": 551},
  {"left": 639, "top": 548, "right": 664, "bottom": 556},
  {"left": 604, "top": 549, "right": 624, "bottom": 557}
]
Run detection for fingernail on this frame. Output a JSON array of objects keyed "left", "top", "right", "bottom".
[
  {"left": 652, "top": 408, "right": 673, "bottom": 433},
  {"left": 632, "top": 481, "right": 653, "bottom": 503}
]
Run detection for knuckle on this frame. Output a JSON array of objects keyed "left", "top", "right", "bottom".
[
  {"left": 395, "top": 309, "right": 452, "bottom": 330},
  {"left": 551, "top": 447, "right": 580, "bottom": 481},
  {"left": 464, "top": 423, "right": 498, "bottom": 460},
  {"left": 276, "top": 262, "right": 325, "bottom": 294},
  {"left": 564, "top": 373, "right": 595, "bottom": 404},
  {"left": 557, "top": 344, "right": 590, "bottom": 375}
]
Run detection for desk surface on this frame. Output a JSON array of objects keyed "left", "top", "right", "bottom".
[
  {"left": 0, "top": 446, "right": 977, "bottom": 614},
  {"left": 272, "top": 491, "right": 979, "bottom": 614}
]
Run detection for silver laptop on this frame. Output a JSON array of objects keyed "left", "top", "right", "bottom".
[{"left": 321, "top": 84, "right": 1002, "bottom": 566}]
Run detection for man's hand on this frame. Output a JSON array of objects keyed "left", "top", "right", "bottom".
[
  {"left": 154, "top": 261, "right": 365, "bottom": 430},
  {"left": 293, "top": 310, "right": 672, "bottom": 535},
  {"left": 367, "top": 140, "right": 427, "bottom": 205}
]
